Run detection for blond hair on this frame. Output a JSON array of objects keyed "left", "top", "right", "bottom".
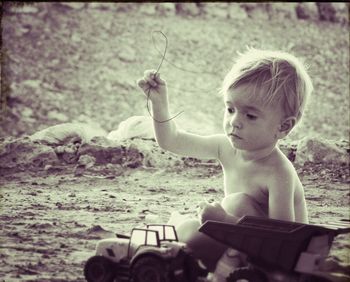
[{"left": 220, "top": 48, "right": 313, "bottom": 122}]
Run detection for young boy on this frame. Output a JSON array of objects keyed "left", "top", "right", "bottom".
[{"left": 137, "top": 48, "right": 313, "bottom": 281}]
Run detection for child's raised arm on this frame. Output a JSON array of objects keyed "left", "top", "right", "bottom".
[{"left": 137, "top": 70, "right": 225, "bottom": 160}]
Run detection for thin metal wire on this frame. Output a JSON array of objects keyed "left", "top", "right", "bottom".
[{"left": 146, "top": 30, "right": 184, "bottom": 123}]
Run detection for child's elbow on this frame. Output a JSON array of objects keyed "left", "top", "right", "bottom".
[{"left": 156, "top": 138, "right": 171, "bottom": 151}]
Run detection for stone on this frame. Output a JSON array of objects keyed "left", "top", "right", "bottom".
[
  {"left": 279, "top": 140, "right": 298, "bottom": 162},
  {"left": 126, "top": 138, "right": 183, "bottom": 168},
  {"left": 139, "top": 3, "right": 157, "bottom": 16},
  {"left": 175, "top": 3, "right": 200, "bottom": 17},
  {"left": 22, "top": 79, "right": 41, "bottom": 88},
  {"left": 296, "top": 3, "right": 318, "bottom": 21},
  {"left": 59, "top": 3, "right": 85, "bottom": 10},
  {"left": 270, "top": 3, "right": 297, "bottom": 20},
  {"left": 295, "top": 137, "right": 349, "bottom": 166},
  {"left": 8, "top": 4, "right": 39, "bottom": 14},
  {"left": 0, "top": 137, "right": 58, "bottom": 174},
  {"left": 54, "top": 143, "right": 79, "bottom": 164},
  {"left": 316, "top": 3, "right": 337, "bottom": 22},
  {"left": 22, "top": 107, "right": 34, "bottom": 118},
  {"left": 78, "top": 136, "right": 122, "bottom": 165},
  {"left": 47, "top": 111, "right": 69, "bottom": 122},
  {"left": 78, "top": 154, "right": 96, "bottom": 169},
  {"left": 117, "top": 48, "right": 136, "bottom": 63},
  {"left": 88, "top": 3, "right": 113, "bottom": 10},
  {"left": 205, "top": 3, "right": 229, "bottom": 19},
  {"left": 156, "top": 3, "right": 176, "bottom": 16},
  {"left": 240, "top": 3, "right": 271, "bottom": 20},
  {"left": 30, "top": 123, "right": 107, "bottom": 145},
  {"left": 78, "top": 136, "right": 143, "bottom": 168},
  {"left": 107, "top": 116, "right": 154, "bottom": 142},
  {"left": 227, "top": 4, "right": 248, "bottom": 20}
]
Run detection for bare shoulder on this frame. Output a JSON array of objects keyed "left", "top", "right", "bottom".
[{"left": 265, "top": 148, "right": 301, "bottom": 188}]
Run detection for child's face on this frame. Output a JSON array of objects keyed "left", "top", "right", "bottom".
[{"left": 223, "top": 83, "right": 285, "bottom": 151}]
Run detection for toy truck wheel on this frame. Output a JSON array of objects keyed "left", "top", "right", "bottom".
[
  {"left": 226, "top": 266, "right": 268, "bottom": 282},
  {"left": 84, "top": 255, "right": 116, "bottom": 282},
  {"left": 132, "top": 256, "right": 169, "bottom": 282},
  {"left": 300, "top": 274, "right": 332, "bottom": 282}
]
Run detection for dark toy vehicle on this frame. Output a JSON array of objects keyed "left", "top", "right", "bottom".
[
  {"left": 199, "top": 216, "right": 350, "bottom": 282},
  {"left": 84, "top": 224, "right": 206, "bottom": 282}
]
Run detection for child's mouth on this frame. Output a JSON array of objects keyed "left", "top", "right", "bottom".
[{"left": 230, "top": 133, "right": 242, "bottom": 140}]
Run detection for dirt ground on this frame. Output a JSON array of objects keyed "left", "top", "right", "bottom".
[{"left": 1, "top": 163, "right": 349, "bottom": 281}]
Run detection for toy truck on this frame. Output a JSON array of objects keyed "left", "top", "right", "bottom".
[
  {"left": 199, "top": 215, "right": 350, "bottom": 282},
  {"left": 84, "top": 224, "right": 207, "bottom": 282}
]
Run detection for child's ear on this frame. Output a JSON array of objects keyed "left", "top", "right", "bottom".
[{"left": 278, "top": 117, "right": 296, "bottom": 137}]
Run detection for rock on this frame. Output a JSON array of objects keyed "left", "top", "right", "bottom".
[
  {"left": 78, "top": 136, "right": 143, "bottom": 168},
  {"left": 30, "top": 123, "right": 107, "bottom": 145},
  {"left": 0, "top": 137, "right": 58, "bottom": 174},
  {"left": 47, "top": 111, "right": 69, "bottom": 122},
  {"left": 59, "top": 3, "right": 85, "bottom": 10},
  {"left": 205, "top": 3, "right": 229, "bottom": 19},
  {"left": 279, "top": 140, "right": 298, "bottom": 162},
  {"left": 86, "top": 225, "right": 115, "bottom": 239},
  {"left": 107, "top": 116, "right": 154, "bottom": 142},
  {"left": 295, "top": 137, "right": 349, "bottom": 166},
  {"left": 240, "top": 3, "right": 271, "bottom": 20},
  {"left": 22, "top": 79, "right": 41, "bottom": 88},
  {"left": 78, "top": 136, "right": 122, "bottom": 165},
  {"left": 22, "top": 107, "right": 34, "bottom": 118},
  {"left": 316, "top": 3, "right": 337, "bottom": 22},
  {"left": 156, "top": 3, "right": 176, "bottom": 16},
  {"left": 139, "top": 4, "right": 157, "bottom": 16},
  {"left": 332, "top": 3, "right": 349, "bottom": 25},
  {"left": 117, "top": 48, "right": 136, "bottom": 63},
  {"left": 78, "top": 154, "right": 96, "bottom": 169},
  {"left": 270, "top": 3, "right": 297, "bottom": 20},
  {"left": 296, "top": 3, "right": 318, "bottom": 21},
  {"left": 175, "top": 3, "right": 201, "bottom": 17},
  {"left": 55, "top": 143, "right": 80, "bottom": 164},
  {"left": 7, "top": 4, "right": 39, "bottom": 14},
  {"left": 227, "top": 3, "right": 248, "bottom": 20},
  {"left": 126, "top": 138, "right": 184, "bottom": 168},
  {"left": 88, "top": 3, "right": 113, "bottom": 10}
]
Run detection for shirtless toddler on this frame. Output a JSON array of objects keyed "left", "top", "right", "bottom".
[{"left": 137, "top": 48, "right": 313, "bottom": 280}]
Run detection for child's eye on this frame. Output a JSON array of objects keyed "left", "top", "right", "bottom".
[
  {"left": 227, "top": 108, "right": 235, "bottom": 114},
  {"left": 246, "top": 114, "right": 257, "bottom": 120}
]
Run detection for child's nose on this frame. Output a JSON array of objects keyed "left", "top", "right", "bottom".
[{"left": 230, "top": 114, "right": 242, "bottom": 129}]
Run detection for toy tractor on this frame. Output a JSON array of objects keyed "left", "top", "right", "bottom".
[
  {"left": 199, "top": 216, "right": 350, "bottom": 282},
  {"left": 84, "top": 224, "right": 207, "bottom": 282}
]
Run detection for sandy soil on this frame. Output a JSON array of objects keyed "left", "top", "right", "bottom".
[{"left": 1, "top": 164, "right": 349, "bottom": 281}]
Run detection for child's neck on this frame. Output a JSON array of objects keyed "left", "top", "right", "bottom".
[{"left": 238, "top": 144, "right": 278, "bottom": 162}]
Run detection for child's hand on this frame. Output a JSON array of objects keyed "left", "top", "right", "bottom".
[
  {"left": 137, "top": 70, "right": 167, "bottom": 103},
  {"left": 197, "top": 201, "right": 227, "bottom": 224}
]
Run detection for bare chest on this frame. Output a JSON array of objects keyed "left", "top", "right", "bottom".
[{"left": 222, "top": 163, "right": 269, "bottom": 204}]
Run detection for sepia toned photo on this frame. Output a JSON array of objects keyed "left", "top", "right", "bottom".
[{"left": 1, "top": 2, "right": 349, "bottom": 282}]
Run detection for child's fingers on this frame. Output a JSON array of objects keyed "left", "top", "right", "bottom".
[
  {"left": 137, "top": 79, "right": 148, "bottom": 91},
  {"left": 154, "top": 73, "right": 165, "bottom": 85},
  {"left": 144, "top": 70, "right": 160, "bottom": 87}
]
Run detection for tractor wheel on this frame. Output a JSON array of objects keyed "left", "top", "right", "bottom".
[
  {"left": 300, "top": 274, "right": 332, "bottom": 282},
  {"left": 132, "top": 256, "right": 169, "bottom": 282},
  {"left": 226, "top": 266, "right": 268, "bottom": 282},
  {"left": 84, "top": 255, "right": 116, "bottom": 282}
]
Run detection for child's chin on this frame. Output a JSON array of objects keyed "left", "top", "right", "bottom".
[{"left": 229, "top": 139, "right": 246, "bottom": 150}]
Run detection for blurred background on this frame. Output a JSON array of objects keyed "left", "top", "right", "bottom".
[{"left": 1, "top": 2, "right": 349, "bottom": 141}]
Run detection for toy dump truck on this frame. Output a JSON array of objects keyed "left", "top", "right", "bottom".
[
  {"left": 199, "top": 216, "right": 350, "bottom": 282},
  {"left": 84, "top": 224, "right": 207, "bottom": 282}
]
